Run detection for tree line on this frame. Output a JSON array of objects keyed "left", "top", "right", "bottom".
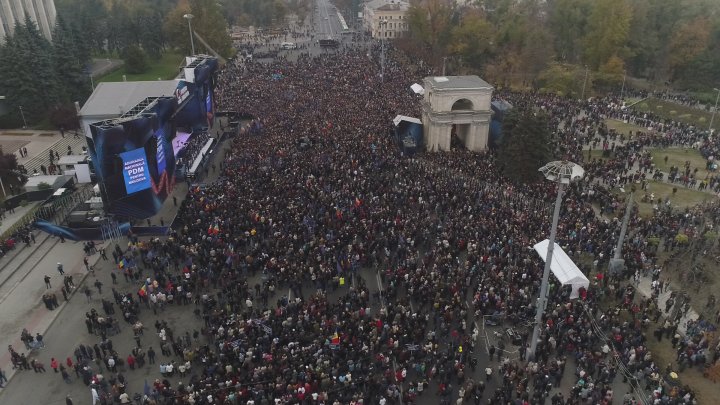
[{"left": 402, "top": 0, "right": 720, "bottom": 99}]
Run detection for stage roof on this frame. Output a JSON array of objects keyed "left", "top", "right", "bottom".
[{"left": 79, "top": 80, "right": 179, "bottom": 119}]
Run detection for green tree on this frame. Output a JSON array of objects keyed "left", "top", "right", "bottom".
[
  {"left": 447, "top": 10, "right": 494, "bottom": 69},
  {"left": 498, "top": 108, "right": 553, "bottom": 184},
  {"left": 0, "top": 17, "right": 60, "bottom": 120},
  {"left": 405, "top": 0, "right": 454, "bottom": 63},
  {"left": 668, "top": 17, "right": 712, "bottom": 80},
  {"left": 582, "top": 0, "right": 632, "bottom": 69},
  {"left": 536, "top": 63, "right": 592, "bottom": 98},
  {"left": 165, "top": 0, "right": 234, "bottom": 58},
  {"left": 547, "top": 0, "right": 591, "bottom": 63},
  {"left": 53, "top": 16, "right": 91, "bottom": 103},
  {"left": 123, "top": 45, "right": 149, "bottom": 74}
]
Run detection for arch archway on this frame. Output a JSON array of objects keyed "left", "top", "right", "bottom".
[{"left": 451, "top": 98, "right": 474, "bottom": 111}]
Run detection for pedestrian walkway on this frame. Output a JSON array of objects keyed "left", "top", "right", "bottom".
[
  {"left": 0, "top": 130, "right": 87, "bottom": 176},
  {"left": 0, "top": 238, "right": 106, "bottom": 385},
  {"left": 636, "top": 274, "right": 699, "bottom": 336},
  {"left": 0, "top": 202, "right": 40, "bottom": 235}
]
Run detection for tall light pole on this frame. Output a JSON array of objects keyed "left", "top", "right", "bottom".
[
  {"left": 184, "top": 14, "right": 196, "bottom": 56},
  {"left": 581, "top": 65, "right": 589, "bottom": 100},
  {"left": 18, "top": 105, "right": 27, "bottom": 129},
  {"left": 710, "top": 88, "right": 720, "bottom": 133},
  {"left": 528, "top": 161, "right": 585, "bottom": 361},
  {"left": 442, "top": 56, "right": 447, "bottom": 76},
  {"left": 620, "top": 69, "right": 626, "bottom": 101},
  {"left": 609, "top": 187, "right": 634, "bottom": 276},
  {"left": 378, "top": 20, "right": 386, "bottom": 82}
]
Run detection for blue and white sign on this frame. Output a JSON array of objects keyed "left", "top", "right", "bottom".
[{"left": 120, "top": 148, "right": 151, "bottom": 194}]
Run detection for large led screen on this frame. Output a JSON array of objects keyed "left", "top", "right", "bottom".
[{"left": 88, "top": 97, "right": 177, "bottom": 218}]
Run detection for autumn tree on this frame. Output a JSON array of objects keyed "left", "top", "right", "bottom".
[
  {"left": 165, "top": 0, "right": 234, "bottom": 58},
  {"left": 547, "top": 0, "right": 591, "bottom": 64},
  {"left": 536, "top": 63, "right": 592, "bottom": 98},
  {"left": 447, "top": 10, "right": 493, "bottom": 70},
  {"left": 668, "top": 17, "right": 712, "bottom": 80},
  {"left": 582, "top": 0, "right": 632, "bottom": 69},
  {"left": 405, "top": 0, "right": 454, "bottom": 63}
]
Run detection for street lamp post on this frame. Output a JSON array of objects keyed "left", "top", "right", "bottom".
[
  {"left": 620, "top": 69, "right": 626, "bottom": 101},
  {"left": 710, "top": 87, "right": 720, "bottom": 133},
  {"left": 581, "top": 66, "right": 589, "bottom": 100},
  {"left": 442, "top": 56, "right": 447, "bottom": 76},
  {"left": 184, "top": 14, "right": 196, "bottom": 56},
  {"left": 18, "top": 105, "right": 27, "bottom": 129},
  {"left": 528, "top": 161, "right": 585, "bottom": 361}
]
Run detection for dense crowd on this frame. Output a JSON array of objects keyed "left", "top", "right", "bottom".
[
  {"left": 176, "top": 132, "right": 213, "bottom": 172},
  {"left": 19, "top": 42, "right": 720, "bottom": 405}
]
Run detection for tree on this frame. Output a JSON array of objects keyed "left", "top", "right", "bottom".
[
  {"left": 165, "top": 0, "right": 234, "bottom": 58},
  {"left": 536, "top": 63, "right": 592, "bottom": 98},
  {"left": 582, "top": 0, "right": 632, "bottom": 69},
  {"left": 53, "top": 16, "right": 91, "bottom": 103},
  {"left": 497, "top": 108, "right": 553, "bottom": 184},
  {"left": 594, "top": 55, "right": 625, "bottom": 93},
  {"left": 668, "top": 17, "right": 712, "bottom": 80},
  {"left": 405, "top": 0, "right": 454, "bottom": 63},
  {"left": 548, "top": 0, "right": 591, "bottom": 64},
  {"left": 0, "top": 17, "right": 60, "bottom": 120},
  {"left": 447, "top": 10, "right": 493, "bottom": 69},
  {"left": 123, "top": 45, "right": 149, "bottom": 74}
]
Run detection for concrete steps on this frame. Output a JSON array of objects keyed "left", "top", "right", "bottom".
[{"left": 22, "top": 135, "right": 87, "bottom": 175}]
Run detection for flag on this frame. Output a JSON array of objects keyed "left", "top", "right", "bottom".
[{"left": 118, "top": 259, "right": 125, "bottom": 269}]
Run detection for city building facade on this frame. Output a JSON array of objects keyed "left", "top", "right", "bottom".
[
  {"left": 0, "top": 0, "right": 57, "bottom": 42},
  {"left": 363, "top": 0, "right": 410, "bottom": 39}
]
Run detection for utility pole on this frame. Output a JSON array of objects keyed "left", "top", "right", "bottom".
[
  {"left": 19, "top": 105, "right": 27, "bottom": 129},
  {"left": 620, "top": 70, "right": 626, "bottom": 101},
  {"left": 442, "top": 57, "right": 447, "bottom": 76},
  {"left": 581, "top": 66, "right": 589, "bottom": 100},
  {"left": 609, "top": 191, "right": 634, "bottom": 277},
  {"left": 710, "top": 88, "right": 720, "bottom": 133},
  {"left": 529, "top": 161, "right": 585, "bottom": 360},
  {"left": 184, "top": 14, "right": 196, "bottom": 55}
]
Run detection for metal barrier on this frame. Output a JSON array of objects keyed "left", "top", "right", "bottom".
[{"left": 1, "top": 185, "right": 95, "bottom": 241}]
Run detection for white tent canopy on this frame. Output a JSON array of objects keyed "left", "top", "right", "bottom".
[
  {"left": 533, "top": 239, "right": 589, "bottom": 299},
  {"left": 393, "top": 115, "right": 422, "bottom": 126},
  {"left": 410, "top": 83, "right": 424, "bottom": 95}
]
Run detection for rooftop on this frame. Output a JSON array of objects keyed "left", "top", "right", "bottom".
[
  {"left": 366, "top": 0, "right": 410, "bottom": 11},
  {"left": 78, "top": 80, "right": 179, "bottom": 118},
  {"left": 425, "top": 75, "right": 493, "bottom": 91}
]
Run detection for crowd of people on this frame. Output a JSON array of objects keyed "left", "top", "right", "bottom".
[
  {"left": 11, "top": 36, "right": 720, "bottom": 405},
  {"left": 176, "top": 132, "right": 214, "bottom": 173}
]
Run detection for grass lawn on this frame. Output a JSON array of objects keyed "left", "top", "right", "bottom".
[
  {"left": 648, "top": 148, "right": 711, "bottom": 178},
  {"left": 604, "top": 119, "right": 646, "bottom": 136},
  {"left": 630, "top": 97, "right": 713, "bottom": 128},
  {"left": 640, "top": 180, "right": 712, "bottom": 215},
  {"left": 602, "top": 179, "right": 712, "bottom": 218},
  {"left": 97, "top": 52, "right": 184, "bottom": 83}
]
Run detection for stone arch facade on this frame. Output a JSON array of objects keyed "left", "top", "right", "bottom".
[{"left": 421, "top": 76, "right": 493, "bottom": 152}]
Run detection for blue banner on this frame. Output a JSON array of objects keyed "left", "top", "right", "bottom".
[{"left": 120, "top": 148, "right": 152, "bottom": 194}]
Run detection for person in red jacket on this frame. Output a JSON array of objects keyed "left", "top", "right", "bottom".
[
  {"left": 50, "top": 357, "right": 59, "bottom": 372},
  {"left": 126, "top": 354, "right": 136, "bottom": 370}
]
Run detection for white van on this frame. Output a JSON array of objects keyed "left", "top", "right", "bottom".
[{"left": 280, "top": 42, "right": 297, "bottom": 50}]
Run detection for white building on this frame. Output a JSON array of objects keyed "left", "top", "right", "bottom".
[
  {"left": 363, "top": 0, "right": 410, "bottom": 39},
  {"left": 0, "top": 0, "right": 57, "bottom": 42}
]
